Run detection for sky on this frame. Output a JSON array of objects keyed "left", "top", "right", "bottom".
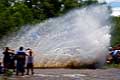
[
  {"left": 105, "top": 0, "right": 120, "bottom": 3},
  {"left": 97, "top": 0, "right": 120, "bottom": 3}
]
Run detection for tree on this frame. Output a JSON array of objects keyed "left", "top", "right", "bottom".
[
  {"left": 0, "top": 0, "right": 98, "bottom": 38},
  {"left": 62, "top": 0, "right": 79, "bottom": 11},
  {"left": 111, "top": 17, "right": 120, "bottom": 47},
  {"left": 0, "top": 3, "right": 33, "bottom": 37}
]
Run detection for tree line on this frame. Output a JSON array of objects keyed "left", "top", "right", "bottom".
[
  {"left": 111, "top": 17, "right": 120, "bottom": 47},
  {"left": 0, "top": 0, "right": 97, "bottom": 38}
]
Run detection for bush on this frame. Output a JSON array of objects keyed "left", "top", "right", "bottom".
[{"left": 111, "top": 17, "right": 120, "bottom": 47}]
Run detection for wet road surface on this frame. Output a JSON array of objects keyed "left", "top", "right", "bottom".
[{"left": 1, "top": 68, "right": 120, "bottom": 80}]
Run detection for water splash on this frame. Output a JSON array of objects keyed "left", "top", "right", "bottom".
[{"left": 0, "top": 4, "right": 111, "bottom": 68}]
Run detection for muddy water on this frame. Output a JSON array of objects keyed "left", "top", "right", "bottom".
[{"left": 1, "top": 68, "right": 120, "bottom": 80}]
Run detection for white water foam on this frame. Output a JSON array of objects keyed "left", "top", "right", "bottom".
[{"left": 0, "top": 4, "right": 111, "bottom": 67}]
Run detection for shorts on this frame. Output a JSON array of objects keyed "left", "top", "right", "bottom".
[{"left": 27, "top": 63, "right": 33, "bottom": 68}]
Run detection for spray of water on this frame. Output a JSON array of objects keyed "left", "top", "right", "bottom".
[{"left": 0, "top": 4, "right": 111, "bottom": 68}]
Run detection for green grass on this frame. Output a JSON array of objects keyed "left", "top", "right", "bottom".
[
  {"left": 0, "top": 76, "right": 9, "bottom": 80},
  {"left": 104, "top": 63, "right": 120, "bottom": 68}
]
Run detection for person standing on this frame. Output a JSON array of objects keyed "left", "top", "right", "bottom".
[
  {"left": 111, "top": 49, "right": 120, "bottom": 64},
  {"left": 26, "top": 49, "right": 34, "bottom": 75},
  {"left": 15, "top": 47, "right": 27, "bottom": 76},
  {"left": 9, "top": 51, "right": 16, "bottom": 72},
  {"left": 0, "top": 62, "right": 4, "bottom": 74},
  {"left": 2, "top": 47, "right": 13, "bottom": 73}
]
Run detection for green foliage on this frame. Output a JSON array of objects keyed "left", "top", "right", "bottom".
[
  {"left": 31, "top": 0, "right": 62, "bottom": 18},
  {"left": 82, "top": 0, "right": 98, "bottom": 5},
  {"left": 62, "top": 0, "right": 80, "bottom": 12},
  {"left": 104, "top": 63, "right": 120, "bottom": 68},
  {"left": 111, "top": 17, "right": 120, "bottom": 47},
  {"left": 0, "top": 0, "right": 97, "bottom": 38},
  {"left": 9, "top": 3, "right": 33, "bottom": 24},
  {"left": 0, "top": 3, "right": 33, "bottom": 37}
]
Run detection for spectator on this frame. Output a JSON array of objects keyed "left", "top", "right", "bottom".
[
  {"left": 15, "top": 47, "right": 27, "bottom": 76},
  {"left": 26, "top": 49, "right": 34, "bottom": 75}
]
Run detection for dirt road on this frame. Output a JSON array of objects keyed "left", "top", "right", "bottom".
[{"left": 1, "top": 68, "right": 120, "bottom": 80}]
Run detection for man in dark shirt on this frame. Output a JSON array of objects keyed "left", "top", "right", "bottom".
[
  {"left": 3, "top": 47, "right": 14, "bottom": 72},
  {"left": 15, "top": 47, "right": 27, "bottom": 76}
]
